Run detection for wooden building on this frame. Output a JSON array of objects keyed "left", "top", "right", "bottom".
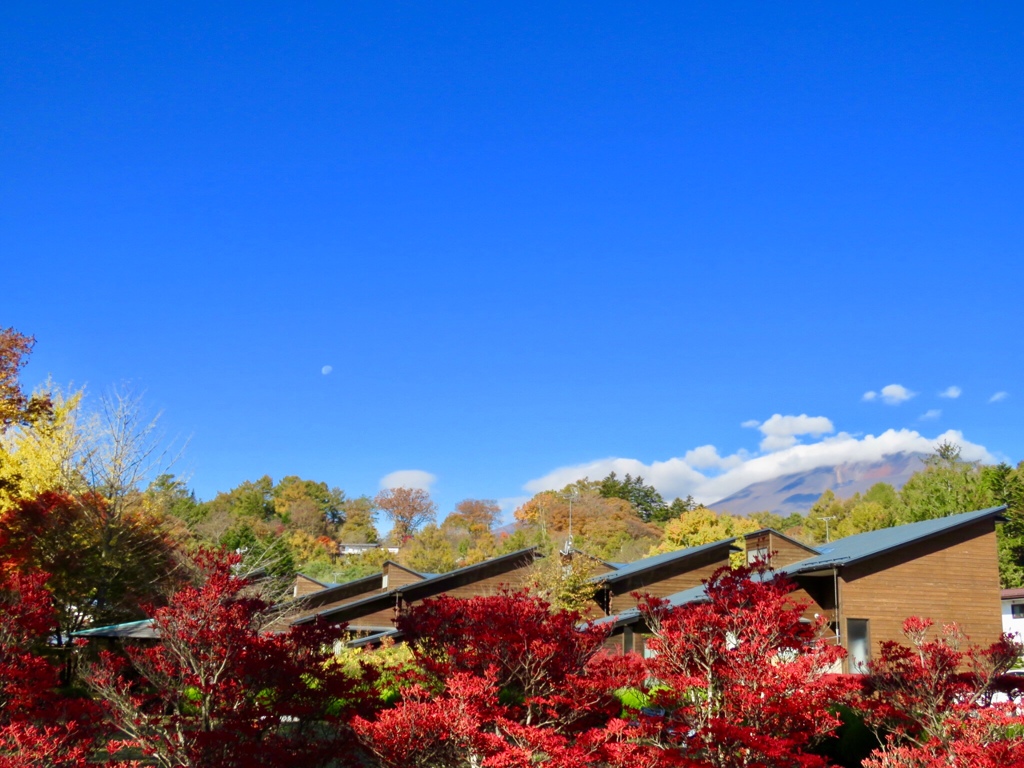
[
  {"left": 288, "top": 547, "right": 541, "bottom": 641},
  {"left": 590, "top": 538, "right": 739, "bottom": 617},
  {"left": 601, "top": 506, "right": 1007, "bottom": 671}
]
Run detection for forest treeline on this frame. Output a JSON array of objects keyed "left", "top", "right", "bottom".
[{"left": 2, "top": 324, "right": 1024, "bottom": 641}]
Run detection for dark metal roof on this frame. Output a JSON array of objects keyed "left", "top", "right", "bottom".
[
  {"left": 593, "top": 506, "right": 1007, "bottom": 631},
  {"left": 590, "top": 537, "right": 738, "bottom": 585},
  {"left": 71, "top": 619, "right": 160, "bottom": 639},
  {"left": 295, "top": 573, "right": 341, "bottom": 588},
  {"left": 292, "top": 546, "right": 540, "bottom": 625},
  {"left": 347, "top": 628, "right": 404, "bottom": 648},
  {"left": 780, "top": 506, "right": 1006, "bottom": 574},
  {"left": 390, "top": 546, "right": 539, "bottom": 598}
]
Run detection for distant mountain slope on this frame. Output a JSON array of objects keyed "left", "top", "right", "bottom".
[{"left": 707, "top": 453, "right": 927, "bottom": 517}]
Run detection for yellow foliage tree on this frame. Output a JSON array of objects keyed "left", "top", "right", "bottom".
[
  {"left": 649, "top": 506, "right": 758, "bottom": 556},
  {"left": 0, "top": 385, "right": 90, "bottom": 513}
]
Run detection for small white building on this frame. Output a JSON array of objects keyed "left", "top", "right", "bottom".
[{"left": 1002, "top": 587, "right": 1024, "bottom": 641}]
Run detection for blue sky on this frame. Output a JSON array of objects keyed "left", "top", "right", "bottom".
[{"left": 3, "top": 2, "right": 1021, "bottom": 520}]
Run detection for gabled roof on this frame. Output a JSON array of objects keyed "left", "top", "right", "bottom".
[
  {"left": 383, "top": 546, "right": 540, "bottom": 600},
  {"left": 382, "top": 560, "right": 427, "bottom": 578},
  {"left": 594, "top": 507, "right": 1007, "bottom": 632},
  {"left": 744, "top": 528, "right": 820, "bottom": 555},
  {"left": 294, "top": 572, "right": 382, "bottom": 603},
  {"left": 590, "top": 537, "right": 738, "bottom": 586},
  {"left": 781, "top": 506, "right": 1007, "bottom": 575},
  {"left": 292, "top": 546, "right": 539, "bottom": 625},
  {"left": 295, "top": 573, "right": 339, "bottom": 589}
]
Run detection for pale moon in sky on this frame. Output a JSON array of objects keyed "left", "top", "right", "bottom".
[{"left": 321, "top": 365, "right": 333, "bottom": 375}]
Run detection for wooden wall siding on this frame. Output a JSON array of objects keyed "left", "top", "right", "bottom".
[
  {"left": 345, "top": 604, "right": 402, "bottom": 632},
  {"left": 840, "top": 520, "right": 1003, "bottom": 661},
  {"left": 293, "top": 575, "right": 328, "bottom": 598},
  {"left": 399, "top": 552, "right": 538, "bottom": 603},
  {"left": 745, "top": 533, "right": 816, "bottom": 569},
  {"left": 607, "top": 556, "right": 729, "bottom": 615},
  {"left": 767, "top": 535, "right": 818, "bottom": 568},
  {"left": 318, "top": 555, "right": 538, "bottom": 628},
  {"left": 382, "top": 562, "right": 425, "bottom": 590},
  {"left": 296, "top": 584, "right": 384, "bottom": 620},
  {"left": 415, "top": 561, "right": 534, "bottom": 601}
]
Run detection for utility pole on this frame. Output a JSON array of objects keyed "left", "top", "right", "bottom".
[{"left": 560, "top": 487, "right": 579, "bottom": 555}]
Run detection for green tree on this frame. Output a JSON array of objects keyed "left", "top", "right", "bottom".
[
  {"left": 897, "top": 442, "right": 995, "bottom": 523},
  {"left": 204, "top": 475, "right": 277, "bottom": 523},
  {"left": 598, "top": 471, "right": 667, "bottom": 522},
  {"left": 401, "top": 523, "right": 457, "bottom": 574},
  {"left": 146, "top": 473, "right": 204, "bottom": 530},
  {"left": 803, "top": 489, "right": 849, "bottom": 544},
  {"left": 863, "top": 481, "right": 899, "bottom": 509},
  {"left": 984, "top": 461, "right": 1024, "bottom": 588},
  {"left": 527, "top": 550, "right": 600, "bottom": 614},
  {"left": 273, "top": 475, "right": 345, "bottom": 537},
  {"left": 655, "top": 494, "right": 699, "bottom": 524},
  {"left": 337, "top": 495, "right": 379, "bottom": 544}
]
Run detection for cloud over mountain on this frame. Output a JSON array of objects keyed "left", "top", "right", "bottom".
[{"left": 523, "top": 425, "right": 992, "bottom": 507}]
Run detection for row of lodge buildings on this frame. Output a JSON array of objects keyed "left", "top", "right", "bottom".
[
  {"left": 282, "top": 505, "right": 1012, "bottom": 672},
  {"left": 74, "top": 505, "right": 1018, "bottom": 673}
]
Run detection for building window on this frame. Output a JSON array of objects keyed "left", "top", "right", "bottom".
[
  {"left": 1012, "top": 603, "right": 1024, "bottom": 619},
  {"left": 747, "top": 547, "right": 769, "bottom": 565},
  {"left": 847, "top": 619, "right": 870, "bottom": 674}
]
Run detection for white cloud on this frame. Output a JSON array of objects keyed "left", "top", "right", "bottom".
[
  {"left": 379, "top": 469, "right": 437, "bottom": 492},
  {"left": 990, "top": 391, "right": 1009, "bottom": 403},
  {"left": 740, "top": 419, "right": 761, "bottom": 428},
  {"left": 321, "top": 365, "right": 333, "bottom": 375},
  {"left": 939, "top": 386, "right": 961, "bottom": 399},
  {"left": 755, "top": 414, "right": 835, "bottom": 452},
  {"left": 864, "top": 384, "right": 915, "bottom": 405},
  {"left": 523, "top": 429, "right": 993, "bottom": 508},
  {"left": 683, "top": 444, "right": 746, "bottom": 470},
  {"left": 919, "top": 409, "right": 941, "bottom": 421}
]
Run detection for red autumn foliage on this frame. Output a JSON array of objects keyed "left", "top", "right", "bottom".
[
  {"left": 0, "top": 491, "right": 179, "bottom": 643},
  {"left": 861, "top": 616, "right": 1024, "bottom": 768},
  {"left": 0, "top": 568, "right": 98, "bottom": 767},
  {"left": 353, "top": 589, "right": 645, "bottom": 767},
  {"left": 590, "top": 565, "right": 860, "bottom": 768},
  {"left": 84, "top": 549, "right": 375, "bottom": 768}
]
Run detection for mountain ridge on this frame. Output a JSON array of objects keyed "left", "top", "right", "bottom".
[{"left": 707, "top": 452, "right": 928, "bottom": 517}]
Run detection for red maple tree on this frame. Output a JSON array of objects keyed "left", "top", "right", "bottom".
[
  {"left": 353, "top": 589, "right": 645, "bottom": 767},
  {"left": 861, "top": 616, "right": 1024, "bottom": 768},
  {"left": 0, "top": 568, "right": 97, "bottom": 768},
  {"left": 84, "top": 549, "right": 376, "bottom": 768},
  {"left": 593, "top": 565, "right": 860, "bottom": 768}
]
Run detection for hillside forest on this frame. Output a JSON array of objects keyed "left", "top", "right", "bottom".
[
  {"left": 2, "top": 325, "right": 1024, "bottom": 632},
  {"left": 3, "top": 326, "right": 1024, "bottom": 768}
]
